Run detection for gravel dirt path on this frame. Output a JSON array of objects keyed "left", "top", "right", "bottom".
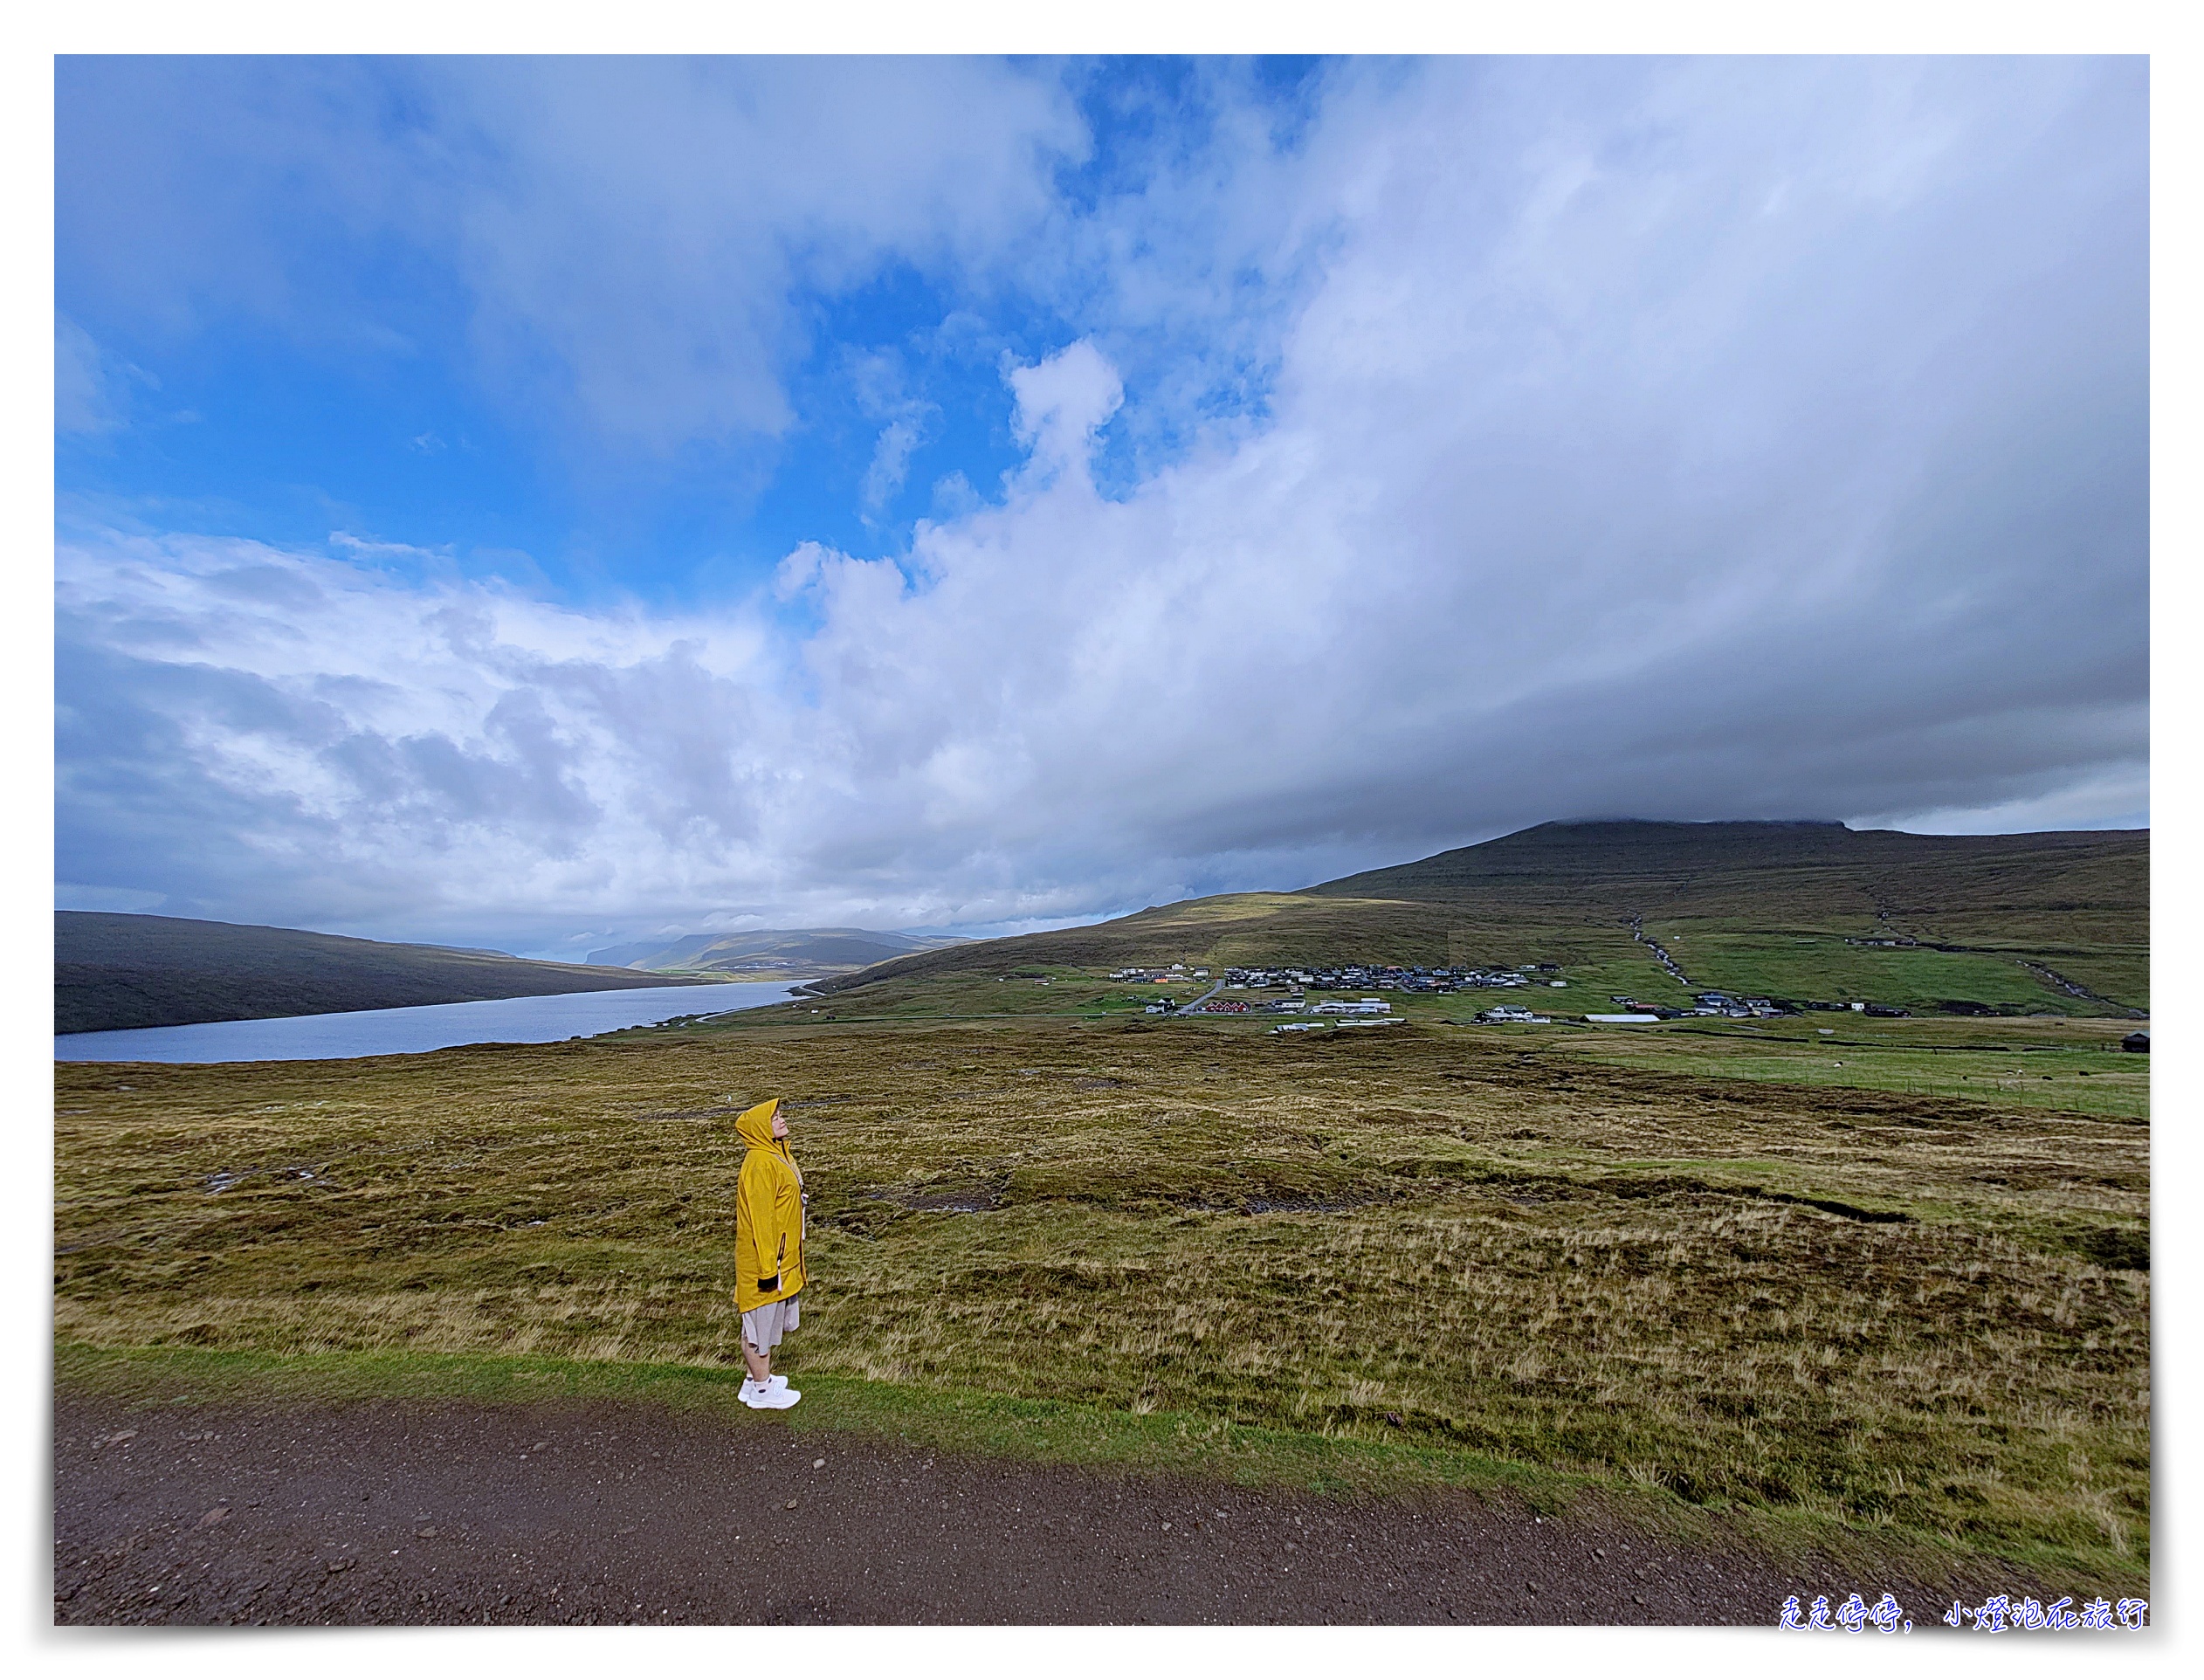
[{"left": 54, "top": 1391, "right": 1987, "bottom": 1626}]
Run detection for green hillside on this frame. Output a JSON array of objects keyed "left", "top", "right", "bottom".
[
  {"left": 57, "top": 912, "right": 715, "bottom": 1035},
  {"left": 1313, "top": 820, "right": 2145, "bottom": 941},
  {"left": 812, "top": 821, "right": 2147, "bottom": 1016}
]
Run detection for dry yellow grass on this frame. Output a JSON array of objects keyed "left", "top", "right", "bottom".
[{"left": 55, "top": 1015, "right": 2147, "bottom": 1580}]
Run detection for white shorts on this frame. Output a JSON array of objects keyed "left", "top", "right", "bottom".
[{"left": 741, "top": 1294, "right": 801, "bottom": 1353}]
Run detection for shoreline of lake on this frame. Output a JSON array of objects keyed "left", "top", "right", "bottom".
[{"left": 53, "top": 981, "right": 799, "bottom": 1065}]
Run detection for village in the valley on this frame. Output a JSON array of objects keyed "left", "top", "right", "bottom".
[{"left": 1101, "top": 960, "right": 1899, "bottom": 1031}]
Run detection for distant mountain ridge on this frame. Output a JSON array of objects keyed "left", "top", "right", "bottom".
[
  {"left": 588, "top": 926, "right": 967, "bottom": 980},
  {"left": 57, "top": 912, "right": 713, "bottom": 1036},
  {"left": 1307, "top": 818, "right": 2142, "bottom": 907}
]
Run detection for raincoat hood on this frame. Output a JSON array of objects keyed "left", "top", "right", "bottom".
[{"left": 734, "top": 1098, "right": 782, "bottom": 1149}]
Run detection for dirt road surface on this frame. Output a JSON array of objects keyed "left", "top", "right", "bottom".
[{"left": 55, "top": 1391, "right": 1988, "bottom": 1626}]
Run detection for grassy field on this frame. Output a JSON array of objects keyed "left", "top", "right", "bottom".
[
  {"left": 1648, "top": 932, "right": 2089, "bottom": 1012},
  {"left": 752, "top": 970, "right": 2149, "bottom": 1120},
  {"left": 1994, "top": 948, "right": 2148, "bottom": 1012},
  {"left": 56, "top": 997, "right": 2149, "bottom": 1589},
  {"left": 1553, "top": 1016, "right": 2150, "bottom": 1120}
]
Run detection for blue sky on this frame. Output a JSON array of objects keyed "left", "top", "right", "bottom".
[
  {"left": 55, "top": 56, "right": 2149, "bottom": 958},
  {"left": 59, "top": 58, "right": 1322, "bottom": 606}
]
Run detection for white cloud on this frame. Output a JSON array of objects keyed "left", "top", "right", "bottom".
[
  {"left": 1006, "top": 341, "right": 1124, "bottom": 488},
  {"left": 329, "top": 531, "right": 457, "bottom": 564},
  {"left": 848, "top": 347, "right": 937, "bottom": 518},
  {"left": 54, "top": 59, "right": 2145, "bottom": 947},
  {"left": 860, "top": 419, "right": 926, "bottom": 516}
]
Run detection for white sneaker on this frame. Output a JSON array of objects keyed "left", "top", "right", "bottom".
[
  {"left": 743, "top": 1384, "right": 800, "bottom": 1410},
  {"left": 739, "top": 1375, "right": 789, "bottom": 1400}
]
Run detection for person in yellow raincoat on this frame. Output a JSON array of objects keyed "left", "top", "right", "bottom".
[{"left": 734, "top": 1097, "right": 806, "bottom": 1409}]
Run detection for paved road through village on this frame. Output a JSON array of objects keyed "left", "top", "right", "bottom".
[{"left": 1171, "top": 981, "right": 1226, "bottom": 1015}]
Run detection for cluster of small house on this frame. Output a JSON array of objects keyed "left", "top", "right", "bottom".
[
  {"left": 1109, "top": 960, "right": 1919, "bottom": 1027},
  {"left": 1221, "top": 963, "right": 1560, "bottom": 993},
  {"left": 1167, "top": 994, "right": 1396, "bottom": 1018},
  {"left": 1585, "top": 991, "right": 1911, "bottom": 1021},
  {"left": 1111, "top": 956, "right": 1560, "bottom": 1009},
  {"left": 1470, "top": 989, "right": 1914, "bottom": 1027},
  {"left": 1597, "top": 990, "right": 1792, "bottom": 1021},
  {"left": 1473, "top": 1004, "right": 1553, "bottom": 1025},
  {"left": 1474, "top": 990, "right": 1737, "bottom": 1025}
]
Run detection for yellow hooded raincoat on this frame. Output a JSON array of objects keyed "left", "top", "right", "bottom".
[{"left": 734, "top": 1098, "right": 806, "bottom": 1312}]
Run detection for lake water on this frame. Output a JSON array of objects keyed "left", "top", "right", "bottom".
[{"left": 53, "top": 981, "right": 802, "bottom": 1064}]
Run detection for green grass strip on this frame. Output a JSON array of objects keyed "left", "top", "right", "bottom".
[{"left": 54, "top": 1339, "right": 2137, "bottom": 1596}]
